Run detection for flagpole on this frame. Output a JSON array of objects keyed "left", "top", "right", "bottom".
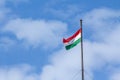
[{"left": 80, "top": 19, "right": 84, "bottom": 80}]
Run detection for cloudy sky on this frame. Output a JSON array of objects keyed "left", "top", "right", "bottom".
[{"left": 0, "top": 0, "right": 120, "bottom": 80}]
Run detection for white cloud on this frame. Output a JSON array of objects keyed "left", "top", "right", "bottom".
[
  {"left": 2, "top": 18, "right": 67, "bottom": 49},
  {"left": 110, "top": 73, "right": 120, "bottom": 80},
  {"left": 83, "top": 8, "right": 120, "bottom": 40},
  {"left": 83, "top": 8, "right": 120, "bottom": 64},
  {"left": 39, "top": 8, "right": 120, "bottom": 80},
  {"left": 0, "top": 64, "right": 39, "bottom": 80},
  {"left": 84, "top": 8, "right": 120, "bottom": 28},
  {"left": 1, "top": 8, "right": 120, "bottom": 80},
  {"left": 40, "top": 46, "right": 81, "bottom": 80},
  {"left": 109, "top": 68, "right": 120, "bottom": 80}
]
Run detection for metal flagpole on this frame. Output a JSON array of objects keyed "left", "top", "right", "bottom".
[{"left": 80, "top": 19, "right": 84, "bottom": 80}]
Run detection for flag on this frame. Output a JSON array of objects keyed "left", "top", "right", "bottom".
[{"left": 63, "top": 28, "right": 81, "bottom": 50}]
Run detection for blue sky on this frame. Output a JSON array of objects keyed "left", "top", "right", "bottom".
[{"left": 0, "top": 0, "right": 120, "bottom": 80}]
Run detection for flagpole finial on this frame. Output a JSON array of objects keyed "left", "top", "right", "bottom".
[{"left": 80, "top": 20, "right": 82, "bottom": 25}]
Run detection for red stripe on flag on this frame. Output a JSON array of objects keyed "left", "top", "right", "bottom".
[{"left": 63, "top": 28, "right": 81, "bottom": 43}]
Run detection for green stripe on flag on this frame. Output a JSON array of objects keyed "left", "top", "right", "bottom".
[{"left": 65, "top": 38, "right": 81, "bottom": 50}]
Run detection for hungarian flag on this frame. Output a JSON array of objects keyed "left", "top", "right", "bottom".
[{"left": 63, "top": 28, "right": 82, "bottom": 50}]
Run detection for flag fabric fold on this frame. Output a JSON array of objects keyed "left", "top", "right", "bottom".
[{"left": 63, "top": 28, "right": 82, "bottom": 50}]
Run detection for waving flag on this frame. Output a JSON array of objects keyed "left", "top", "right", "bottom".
[{"left": 63, "top": 28, "right": 81, "bottom": 50}]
